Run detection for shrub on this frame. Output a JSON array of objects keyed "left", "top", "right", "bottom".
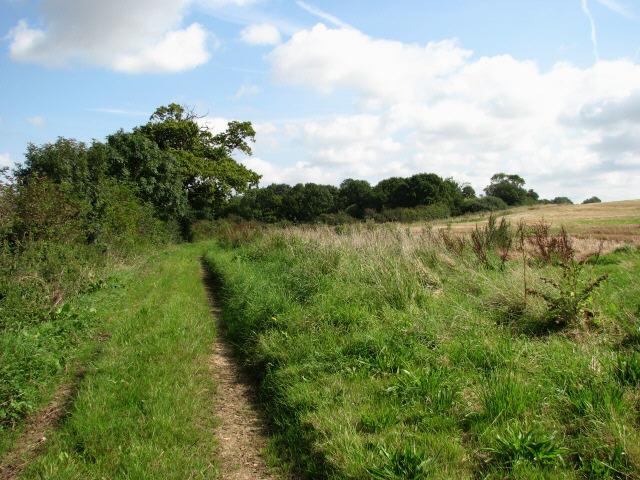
[
  {"left": 582, "top": 196, "right": 602, "bottom": 204},
  {"left": 12, "top": 175, "right": 85, "bottom": 246},
  {"left": 526, "top": 230, "right": 608, "bottom": 328},
  {"left": 375, "top": 204, "right": 451, "bottom": 223},
  {"left": 462, "top": 195, "right": 508, "bottom": 213}
]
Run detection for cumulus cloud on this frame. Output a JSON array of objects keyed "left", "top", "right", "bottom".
[
  {"left": 240, "top": 23, "right": 281, "bottom": 45},
  {"left": 7, "top": 0, "right": 215, "bottom": 73},
  {"left": 243, "top": 157, "right": 339, "bottom": 185},
  {"left": 269, "top": 24, "right": 471, "bottom": 103},
  {"left": 197, "top": 116, "right": 230, "bottom": 135},
  {"left": 0, "top": 153, "right": 13, "bottom": 169},
  {"left": 27, "top": 115, "right": 46, "bottom": 127},
  {"left": 266, "top": 23, "right": 640, "bottom": 201}
]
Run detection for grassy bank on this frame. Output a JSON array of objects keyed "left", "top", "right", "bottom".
[
  {"left": 204, "top": 223, "right": 640, "bottom": 479},
  {"left": 15, "top": 244, "right": 219, "bottom": 479}
]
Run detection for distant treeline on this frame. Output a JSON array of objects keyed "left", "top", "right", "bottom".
[{"left": 221, "top": 172, "right": 582, "bottom": 224}]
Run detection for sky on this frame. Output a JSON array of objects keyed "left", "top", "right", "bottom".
[{"left": 1, "top": 0, "right": 640, "bottom": 202}]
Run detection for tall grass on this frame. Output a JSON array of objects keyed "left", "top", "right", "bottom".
[{"left": 204, "top": 223, "right": 640, "bottom": 479}]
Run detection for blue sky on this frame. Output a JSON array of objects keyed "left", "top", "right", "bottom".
[{"left": 1, "top": 0, "right": 639, "bottom": 201}]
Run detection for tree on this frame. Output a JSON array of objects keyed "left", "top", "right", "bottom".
[
  {"left": 136, "top": 103, "right": 261, "bottom": 216},
  {"left": 484, "top": 173, "right": 536, "bottom": 206},
  {"left": 551, "top": 196, "right": 573, "bottom": 205},
  {"left": 461, "top": 184, "right": 476, "bottom": 199},
  {"left": 338, "top": 179, "right": 376, "bottom": 217},
  {"left": 16, "top": 138, "right": 91, "bottom": 188},
  {"left": 375, "top": 177, "right": 410, "bottom": 208},
  {"left": 582, "top": 196, "right": 601, "bottom": 204},
  {"left": 105, "top": 131, "right": 187, "bottom": 221}
]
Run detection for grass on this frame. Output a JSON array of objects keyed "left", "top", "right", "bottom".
[
  {"left": 203, "top": 222, "right": 640, "bottom": 479},
  {"left": 16, "top": 244, "right": 220, "bottom": 479}
]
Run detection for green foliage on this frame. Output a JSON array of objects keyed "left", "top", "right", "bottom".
[
  {"left": 136, "top": 103, "right": 260, "bottom": 215},
  {"left": 373, "top": 204, "right": 451, "bottom": 223},
  {"left": 367, "top": 444, "right": 439, "bottom": 479},
  {"left": 386, "top": 367, "right": 457, "bottom": 412},
  {"left": 461, "top": 184, "right": 476, "bottom": 199},
  {"left": 579, "top": 442, "right": 633, "bottom": 479},
  {"left": 527, "top": 256, "right": 608, "bottom": 328},
  {"left": 484, "top": 173, "right": 538, "bottom": 206},
  {"left": 552, "top": 196, "right": 573, "bottom": 205},
  {"left": 105, "top": 131, "right": 187, "bottom": 221},
  {"left": 462, "top": 195, "right": 508, "bottom": 213},
  {"left": 582, "top": 196, "right": 602, "bottom": 204},
  {"left": 613, "top": 351, "right": 640, "bottom": 386},
  {"left": 203, "top": 225, "right": 640, "bottom": 479},
  {"left": 20, "top": 246, "right": 220, "bottom": 478},
  {"left": 486, "top": 424, "right": 565, "bottom": 470},
  {"left": 12, "top": 175, "right": 85, "bottom": 245},
  {"left": 470, "top": 215, "right": 513, "bottom": 268}
]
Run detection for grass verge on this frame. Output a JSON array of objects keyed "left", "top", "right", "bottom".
[{"left": 203, "top": 224, "right": 640, "bottom": 479}]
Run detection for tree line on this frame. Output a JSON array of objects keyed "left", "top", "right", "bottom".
[{"left": 221, "top": 171, "right": 588, "bottom": 225}]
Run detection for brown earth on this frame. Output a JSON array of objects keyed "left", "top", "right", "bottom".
[{"left": 201, "top": 262, "right": 282, "bottom": 480}]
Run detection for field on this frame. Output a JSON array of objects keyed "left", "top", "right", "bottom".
[
  {"left": 431, "top": 200, "right": 640, "bottom": 244},
  {"left": 2, "top": 201, "right": 639, "bottom": 479},
  {"left": 203, "top": 201, "right": 640, "bottom": 479}
]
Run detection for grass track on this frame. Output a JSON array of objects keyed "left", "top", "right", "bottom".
[{"left": 19, "top": 243, "right": 220, "bottom": 479}]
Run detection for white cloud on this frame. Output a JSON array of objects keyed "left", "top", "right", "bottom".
[
  {"left": 197, "top": 116, "right": 230, "bottom": 135},
  {"left": 265, "top": 24, "right": 640, "bottom": 201},
  {"left": 113, "top": 24, "right": 211, "bottom": 73},
  {"left": 27, "top": 115, "right": 46, "bottom": 127},
  {"left": 243, "top": 157, "right": 338, "bottom": 185},
  {"left": 240, "top": 23, "right": 281, "bottom": 45},
  {"left": 269, "top": 24, "right": 471, "bottom": 103},
  {"left": 595, "top": 0, "right": 634, "bottom": 18},
  {"left": 7, "top": 0, "right": 215, "bottom": 73},
  {"left": 235, "top": 84, "right": 261, "bottom": 97},
  {"left": 0, "top": 153, "right": 13, "bottom": 169}
]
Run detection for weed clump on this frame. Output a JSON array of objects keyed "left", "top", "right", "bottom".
[
  {"left": 526, "top": 229, "right": 608, "bottom": 328},
  {"left": 486, "top": 424, "right": 565, "bottom": 471},
  {"left": 367, "top": 444, "right": 439, "bottom": 480}
]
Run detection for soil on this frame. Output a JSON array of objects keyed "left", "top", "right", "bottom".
[{"left": 201, "top": 262, "right": 282, "bottom": 480}]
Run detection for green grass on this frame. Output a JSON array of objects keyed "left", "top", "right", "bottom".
[
  {"left": 204, "top": 225, "right": 640, "bottom": 479},
  {"left": 17, "top": 244, "right": 220, "bottom": 479}
]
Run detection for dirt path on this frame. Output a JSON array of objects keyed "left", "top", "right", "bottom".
[
  {"left": 201, "top": 262, "right": 281, "bottom": 480},
  {"left": 0, "top": 366, "right": 86, "bottom": 480}
]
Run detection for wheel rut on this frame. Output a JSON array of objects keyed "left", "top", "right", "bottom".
[{"left": 200, "top": 261, "right": 282, "bottom": 480}]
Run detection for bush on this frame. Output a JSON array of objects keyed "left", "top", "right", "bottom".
[
  {"left": 374, "top": 204, "right": 451, "bottom": 223},
  {"left": 462, "top": 196, "right": 508, "bottom": 213},
  {"left": 582, "top": 196, "right": 601, "bottom": 204}
]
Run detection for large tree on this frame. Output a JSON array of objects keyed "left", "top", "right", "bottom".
[
  {"left": 136, "top": 103, "right": 261, "bottom": 216},
  {"left": 484, "top": 173, "right": 538, "bottom": 206}
]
